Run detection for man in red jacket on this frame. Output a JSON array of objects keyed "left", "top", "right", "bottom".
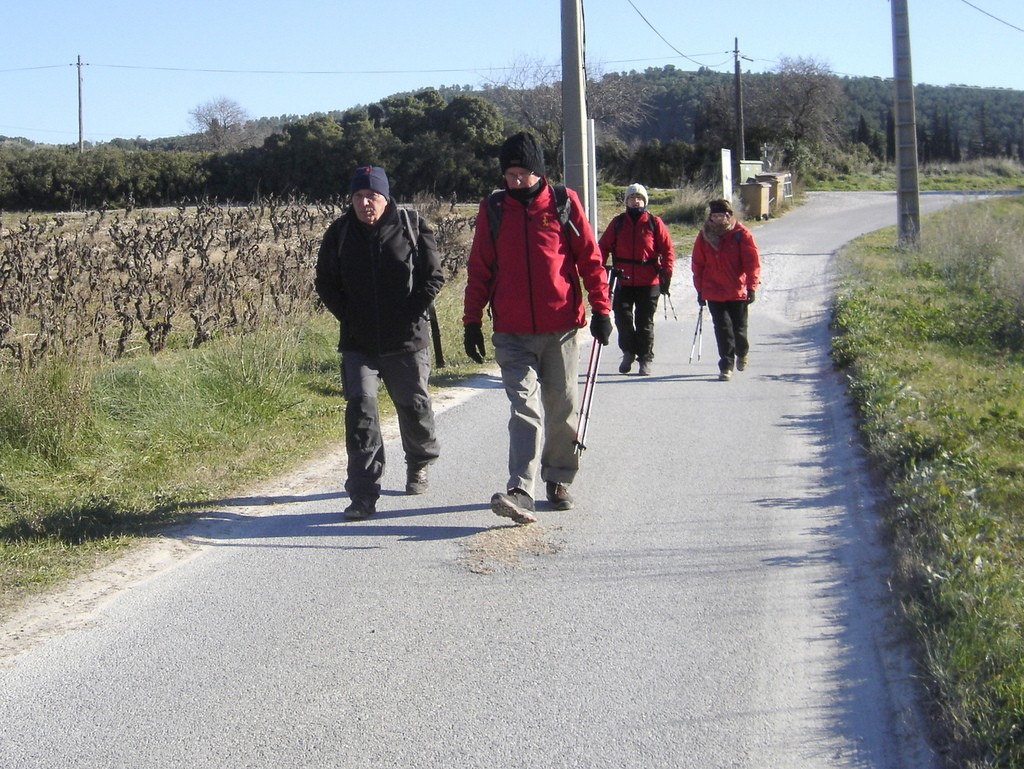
[
  {"left": 690, "top": 198, "right": 761, "bottom": 381},
  {"left": 598, "top": 182, "right": 675, "bottom": 376},
  {"left": 463, "top": 132, "right": 611, "bottom": 524}
]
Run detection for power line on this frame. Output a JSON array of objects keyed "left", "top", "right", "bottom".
[
  {"left": 93, "top": 62, "right": 523, "bottom": 77},
  {"left": 623, "top": 0, "right": 711, "bottom": 67},
  {"left": 957, "top": 0, "right": 1024, "bottom": 33},
  {"left": 2, "top": 61, "right": 532, "bottom": 78},
  {"left": 0, "top": 64, "right": 68, "bottom": 74}
]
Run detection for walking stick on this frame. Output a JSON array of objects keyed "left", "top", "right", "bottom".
[
  {"left": 573, "top": 336, "right": 602, "bottom": 455},
  {"left": 689, "top": 305, "right": 704, "bottom": 363},
  {"left": 662, "top": 293, "right": 678, "bottom": 321},
  {"left": 574, "top": 270, "right": 617, "bottom": 455}
]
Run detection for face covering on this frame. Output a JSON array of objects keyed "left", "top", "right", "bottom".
[{"left": 506, "top": 178, "right": 543, "bottom": 204}]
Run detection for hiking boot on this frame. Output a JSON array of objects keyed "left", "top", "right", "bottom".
[
  {"left": 490, "top": 488, "right": 537, "bottom": 524},
  {"left": 406, "top": 465, "right": 428, "bottom": 495},
  {"left": 737, "top": 355, "right": 748, "bottom": 371},
  {"left": 718, "top": 369, "right": 733, "bottom": 381},
  {"left": 343, "top": 496, "right": 376, "bottom": 520},
  {"left": 638, "top": 360, "right": 652, "bottom": 376},
  {"left": 546, "top": 481, "right": 574, "bottom": 511},
  {"left": 618, "top": 353, "right": 635, "bottom": 374}
]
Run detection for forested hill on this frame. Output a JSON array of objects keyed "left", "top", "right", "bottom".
[
  {"left": 1, "top": 64, "right": 1021, "bottom": 211},
  {"left": 588, "top": 65, "right": 1023, "bottom": 161}
]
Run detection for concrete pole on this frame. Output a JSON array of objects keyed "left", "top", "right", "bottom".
[
  {"left": 561, "top": 0, "right": 591, "bottom": 218},
  {"left": 77, "top": 55, "right": 85, "bottom": 154},
  {"left": 891, "top": 0, "right": 920, "bottom": 247}
]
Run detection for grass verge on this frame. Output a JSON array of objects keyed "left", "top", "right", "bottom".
[
  {"left": 0, "top": 280, "right": 481, "bottom": 618},
  {"left": 831, "top": 195, "right": 1024, "bottom": 768}
]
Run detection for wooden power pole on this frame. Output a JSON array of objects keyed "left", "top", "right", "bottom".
[
  {"left": 891, "top": 0, "right": 920, "bottom": 246},
  {"left": 734, "top": 39, "right": 745, "bottom": 170}
]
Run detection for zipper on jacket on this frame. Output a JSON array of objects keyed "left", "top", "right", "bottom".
[
  {"left": 371, "top": 229, "right": 383, "bottom": 354},
  {"left": 522, "top": 211, "right": 537, "bottom": 334}
]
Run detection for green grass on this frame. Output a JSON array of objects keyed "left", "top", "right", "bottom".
[
  {"left": 0, "top": 281, "right": 481, "bottom": 615},
  {"left": 832, "top": 195, "right": 1024, "bottom": 768},
  {"left": 809, "top": 158, "right": 1024, "bottom": 192}
]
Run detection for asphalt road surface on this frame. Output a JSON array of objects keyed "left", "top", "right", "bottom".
[{"left": 1, "top": 192, "right": 975, "bottom": 768}]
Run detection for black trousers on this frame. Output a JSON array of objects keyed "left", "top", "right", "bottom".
[
  {"left": 613, "top": 284, "right": 661, "bottom": 362},
  {"left": 340, "top": 347, "right": 439, "bottom": 501},
  {"left": 707, "top": 300, "right": 750, "bottom": 372}
]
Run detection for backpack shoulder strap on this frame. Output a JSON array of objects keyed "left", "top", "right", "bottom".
[
  {"left": 486, "top": 190, "right": 505, "bottom": 242},
  {"left": 552, "top": 184, "right": 570, "bottom": 228},
  {"left": 398, "top": 207, "right": 420, "bottom": 254},
  {"left": 334, "top": 216, "right": 350, "bottom": 258}
]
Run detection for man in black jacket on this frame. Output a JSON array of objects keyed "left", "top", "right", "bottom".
[{"left": 315, "top": 166, "right": 445, "bottom": 520}]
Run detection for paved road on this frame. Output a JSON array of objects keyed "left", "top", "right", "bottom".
[{"left": 1, "top": 192, "right": 971, "bottom": 768}]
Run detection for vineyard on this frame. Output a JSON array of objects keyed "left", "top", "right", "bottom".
[{"left": 0, "top": 197, "right": 473, "bottom": 369}]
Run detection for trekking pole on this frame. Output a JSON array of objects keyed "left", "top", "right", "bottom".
[
  {"left": 689, "top": 305, "right": 704, "bottom": 363},
  {"left": 574, "top": 336, "right": 602, "bottom": 455},
  {"left": 698, "top": 308, "right": 704, "bottom": 359},
  {"left": 662, "top": 294, "right": 678, "bottom": 321},
  {"left": 574, "top": 269, "right": 617, "bottom": 455}
]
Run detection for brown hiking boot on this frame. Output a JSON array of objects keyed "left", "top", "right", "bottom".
[{"left": 546, "top": 481, "right": 574, "bottom": 511}]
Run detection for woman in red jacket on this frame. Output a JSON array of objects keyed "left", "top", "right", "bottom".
[
  {"left": 690, "top": 198, "right": 761, "bottom": 381},
  {"left": 598, "top": 183, "right": 675, "bottom": 376}
]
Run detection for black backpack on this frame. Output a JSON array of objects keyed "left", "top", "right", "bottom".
[{"left": 485, "top": 184, "right": 576, "bottom": 242}]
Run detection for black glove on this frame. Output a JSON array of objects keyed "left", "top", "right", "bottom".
[
  {"left": 746, "top": 289, "right": 756, "bottom": 305},
  {"left": 697, "top": 294, "right": 706, "bottom": 307},
  {"left": 590, "top": 313, "right": 612, "bottom": 345},
  {"left": 659, "top": 272, "right": 671, "bottom": 296},
  {"left": 464, "top": 323, "right": 486, "bottom": 363}
]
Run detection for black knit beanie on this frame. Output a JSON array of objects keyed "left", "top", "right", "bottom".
[
  {"left": 349, "top": 165, "right": 390, "bottom": 199},
  {"left": 499, "top": 132, "right": 546, "bottom": 176}
]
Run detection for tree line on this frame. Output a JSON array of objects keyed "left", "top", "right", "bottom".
[{"left": 1, "top": 63, "right": 1021, "bottom": 211}]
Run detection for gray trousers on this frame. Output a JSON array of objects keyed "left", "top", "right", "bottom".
[
  {"left": 341, "top": 347, "right": 439, "bottom": 501},
  {"left": 493, "top": 330, "right": 580, "bottom": 499}
]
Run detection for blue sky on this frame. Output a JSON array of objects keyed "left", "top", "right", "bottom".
[{"left": 2, "top": 0, "right": 1022, "bottom": 145}]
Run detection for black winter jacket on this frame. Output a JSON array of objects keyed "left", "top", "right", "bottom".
[{"left": 314, "top": 203, "right": 444, "bottom": 355}]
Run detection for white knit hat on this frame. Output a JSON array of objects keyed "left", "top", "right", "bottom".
[{"left": 625, "top": 182, "right": 648, "bottom": 207}]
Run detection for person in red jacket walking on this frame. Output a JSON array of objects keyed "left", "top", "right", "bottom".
[
  {"left": 690, "top": 198, "right": 761, "bottom": 381},
  {"left": 598, "top": 182, "right": 675, "bottom": 376},
  {"left": 463, "top": 132, "right": 611, "bottom": 524}
]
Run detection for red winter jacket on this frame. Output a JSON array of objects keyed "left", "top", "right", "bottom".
[
  {"left": 463, "top": 181, "right": 610, "bottom": 334},
  {"left": 690, "top": 219, "right": 761, "bottom": 302},
  {"left": 598, "top": 210, "right": 675, "bottom": 287}
]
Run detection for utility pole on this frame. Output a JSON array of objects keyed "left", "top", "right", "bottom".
[
  {"left": 561, "top": 0, "right": 591, "bottom": 219},
  {"left": 77, "top": 55, "right": 85, "bottom": 154},
  {"left": 734, "top": 38, "right": 745, "bottom": 170},
  {"left": 891, "top": 0, "right": 920, "bottom": 247}
]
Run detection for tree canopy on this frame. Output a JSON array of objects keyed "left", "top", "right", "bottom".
[{"left": 1, "top": 65, "right": 1021, "bottom": 210}]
